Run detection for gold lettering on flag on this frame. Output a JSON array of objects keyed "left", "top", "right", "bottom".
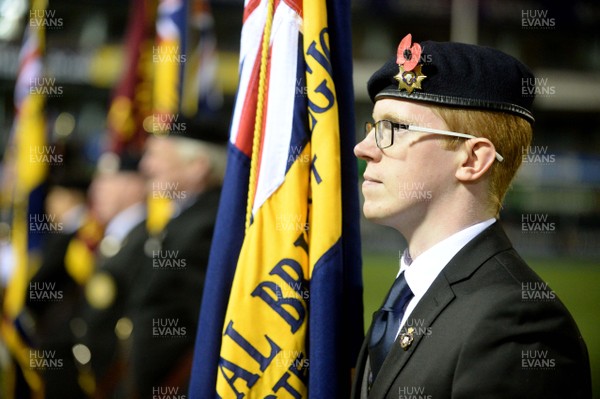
[{"left": 215, "top": 0, "right": 342, "bottom": 396}]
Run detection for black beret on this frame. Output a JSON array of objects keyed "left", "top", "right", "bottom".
[
  {"left": 158, "top": 114, "right": 228, "bottom": 145},
  {"left": 49, "top": 140, "right": 93, "bottom": 190},
  {"left": 96, "top": 150, "right": 141, "bottom": 174},
  {"left": 367, "top": 36, "right": 536, "bottom": 123}
]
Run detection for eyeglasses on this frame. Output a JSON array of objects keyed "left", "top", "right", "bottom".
[{"left": 364, "top": 120, "right": 504, "bottom": 162}]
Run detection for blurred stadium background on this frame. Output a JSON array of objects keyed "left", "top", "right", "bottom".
[{"left": 0, "top": 0, "right": 598, "bottom": 396}]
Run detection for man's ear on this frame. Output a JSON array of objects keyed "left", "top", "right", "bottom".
[{"left": 455, "top": 138, "right": 496, "bottom": 182}]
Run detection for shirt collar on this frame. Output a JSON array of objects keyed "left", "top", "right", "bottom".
[
  {"left": 400, "top": 218, "right": 496, "bottom": 299},
  {"left": 170, "top": 193, "right": 200, "bottom": 219},
  {"left": 104, "top": 203, "right": 147, "bottom": 241}
]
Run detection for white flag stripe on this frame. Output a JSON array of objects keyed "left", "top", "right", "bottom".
[
  {"left": 229, "top": 0, "right": 267, "bottom": 145},
  {"left": 252, "top": 3, "right": 302, "bottom": 213}
]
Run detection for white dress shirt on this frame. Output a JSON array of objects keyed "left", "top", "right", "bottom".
[
  {"left": 398, "top": 218, "right": 496, "bottom": 332},
  {"left": 99, "top": 203, "right": 147, "bottom": 258},
  {"left": 104, "top": 203, "right": 147, "bottom": 242}
]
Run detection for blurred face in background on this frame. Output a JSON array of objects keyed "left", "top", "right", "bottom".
[
  {"left": 89, "top": 172, "right": 145, "bottom": 224},
  {"left": 45, "top": 186, "right": 86, "bottom": 224},
  {"left": 139, "top": 136, "right": 184, "bottom": 191},
  {"left": 139, "top": 136, "right": 210, "bottom": 194}
]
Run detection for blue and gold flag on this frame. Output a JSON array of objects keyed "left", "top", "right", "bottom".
[
  {"left": 152, "top": 0, "right": 187, "bottom": 120},
  {"left": 181, "top": 0, "right": 222, "bottom": 118},
  {"left": 147, "top": 0, "right": 187, "bottom": 234},
  {"left": 1, "top": 0, "right": 49, "bottom": 396},
  {"left": 189, "top": 0, "right": 363, "bottom": 396}
]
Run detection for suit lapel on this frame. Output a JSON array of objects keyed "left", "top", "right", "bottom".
[
  {"left": 442, "top": 222, "right": 512, "bottom": 285},
  {"left": 351, "top": 324, "right": 373, "bottom": 399},
  {"left": 368, "top": 276, "right": 455, "bottom": 398},
  {"left": 366, "top": 222, "right": 514, "bottom": 398}
]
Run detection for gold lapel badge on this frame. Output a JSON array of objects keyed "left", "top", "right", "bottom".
[
  {"left": 399, "top": 327, "right": 415, "bottom": 351},
  {"left": 394, "top": 34, "right": 427, "bottom": 94}
]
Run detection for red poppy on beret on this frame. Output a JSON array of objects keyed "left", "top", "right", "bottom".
[{"left": 396, "top": 34, "right": 422, "bottom": 72}]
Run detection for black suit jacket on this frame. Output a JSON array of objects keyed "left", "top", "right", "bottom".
[
  {"left": 79, "top": 220, "right": 149, "bottom": 393},
  {"left": 27, "top": 232, "right": 86, "bottom": 399},
  {"left": 352, "top": 222, "right": 591, "bottom": 399},
  {"left": 128, "top": 188, "right": 221, "bottom": 398}
]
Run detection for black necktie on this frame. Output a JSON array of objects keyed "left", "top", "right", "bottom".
[{"left": 368, "top": 271, "right": 414, "bottom": 381}]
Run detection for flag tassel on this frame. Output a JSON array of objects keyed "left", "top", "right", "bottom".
[{"left": 245, "top": 0, "right": 275, "bottom": 231}]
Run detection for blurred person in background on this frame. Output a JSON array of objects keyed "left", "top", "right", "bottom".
[
  {"left": 25, "top": 147, "right": 147, "bottom": 399},
  {"left": 351, "top": 34, "right": 591, "bottom": 398},
  {"left": 71, "top": 151, "right": 148, "bottom": 398},
  {"left": 24, "top": 141, "right": 93, "bottom": 399},
  {"left": 123, "top": 118, "right": 227, "bottom": 398}
]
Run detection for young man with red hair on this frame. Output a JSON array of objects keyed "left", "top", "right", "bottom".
[{"left": 352, "top": 34, "right": 591, "bottom": 398}]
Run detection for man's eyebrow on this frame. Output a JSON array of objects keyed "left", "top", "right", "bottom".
[{"left": 372, "top": 111, "right": 411, "bottom": 124}]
